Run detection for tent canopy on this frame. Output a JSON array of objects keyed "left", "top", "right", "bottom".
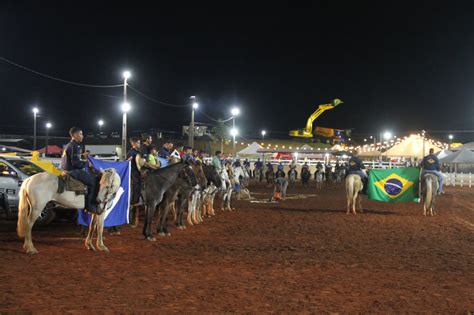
[
  {"left": 385, "top": 134, "right": 442, "bottom": 158},
  {"left": 436, "top": 149, "right": 452, "bottom": 159},
  {"left": 237, "top": 142, "right": 264, "bottom": 155},
  {"left": 453, "top": 142, "right": 474, "bottom": 151},
  {"left": 440, "top": 148, "right": 474, "bottom": 164}
]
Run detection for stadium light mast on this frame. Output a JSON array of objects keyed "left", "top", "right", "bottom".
[
  {"left": 189, "top": 96, "right": 198, "bottom": 148},
  {"left": 32, "top": 107, "right": 39, "bottom": 151},
  {"left": 231, "top": 107, "right": 240, "bottom": 156},
  {"left": 121, "top": 70, "right": 131, "bottom": 160}
]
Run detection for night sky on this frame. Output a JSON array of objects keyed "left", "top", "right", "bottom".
[{"left": 1, "top": 2, "right": 473, "bottom": 142}]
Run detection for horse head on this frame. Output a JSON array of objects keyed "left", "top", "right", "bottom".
[
  {"left": 181, "top": 162, "right": 198, "bottom": 188},
  {"left": 204, "top": 165, "right": 222, "bottom": 188},
  {"left": 190, "top": 161, "right": 207, "bottom": 189},
  {"left": 97, "top": 168, "right": 121, "bottom": 212}
]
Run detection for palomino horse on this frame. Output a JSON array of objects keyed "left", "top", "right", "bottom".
[
  {"left": 345, "top": 174, "right": 363, "bottom": 214},
  {"left": 17, "top": 168, "right": 120, "bottom": 254},
  {"left": 421, "top": 173, "right": 439, "bottom": 216}
]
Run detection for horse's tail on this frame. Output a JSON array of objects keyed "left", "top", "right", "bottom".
[
  {"left": 17, "top": 183, "right": 31, "bottom": 238},
  {"left": 425, "top": 176, "right": 433, "bottom": 210},
  {"left": 346, "top": 176, "right": 354, "bottom": 201}
]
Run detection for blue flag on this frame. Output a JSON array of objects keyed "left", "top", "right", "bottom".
[{"left": 78, "top": 158, "right": 131, "bottom": 227}]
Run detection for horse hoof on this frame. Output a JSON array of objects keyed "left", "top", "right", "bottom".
[
  {"left": 146, "top": 236, "right": 156, "bottom": 242},
  {"left": 130, "top": 223, "right": 138, "bottom": 228},
  {"left": 167, "top": 233, "right": 171, "bottom": 236},
  {"left": 86, "top": 244, "right": 96, "bottom": 251},
  {"left": 26, "top": 248, "right": 39, "bottom": 255},
  {"left": 98, "top": 246, "right": 109, "bottom": 252},
  {"left": 158, "top": 232, "right": 166, "bottom": 237}
]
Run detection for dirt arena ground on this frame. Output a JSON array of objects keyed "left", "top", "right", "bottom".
[{"left": 1, "top": 182, "right": 474, "bottom": 313}]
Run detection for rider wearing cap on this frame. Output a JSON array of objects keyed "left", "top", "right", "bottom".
[
  {"left": 347, "top": 151, "right": 368, "bottom": 193},
  {"left": 60, "top": 127, "right": 98, "bottom": 213},
  {"left": 420, "top": 148, "right": 443, "bottom": 194}
]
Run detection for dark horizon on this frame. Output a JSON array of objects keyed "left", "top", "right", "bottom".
[{"left": 1, "top": 2, "right": 474, "bottom": 143}]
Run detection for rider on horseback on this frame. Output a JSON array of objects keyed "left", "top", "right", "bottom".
[
  {"left": 347, "top": 151, "right": 368, "bottom": 194},
  {"left": 212, "top": 151, "right": 223, "bottom": 171},
  {"left": 421, "top": 148, "right": 443, "bottom": 194},
  {"left": 60, "top": 127, "right": 99, "bottom": 213},
  {"left": 276, "top": 163, "right": 285, "bottom": 178}
]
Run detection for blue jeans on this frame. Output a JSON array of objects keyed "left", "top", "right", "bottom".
[
  {"left": 68, "top": 169, "right": 97, "bottom": 210},
  {"left": 422, "top": 170, "right": 444, "bottom": 193}
]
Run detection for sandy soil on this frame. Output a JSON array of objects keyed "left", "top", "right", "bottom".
[{"left": 1, "top": 182, "right": 473, "bottom": 313}]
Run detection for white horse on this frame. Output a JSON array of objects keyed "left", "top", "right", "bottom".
[
  {"left": 17, "top": 169, "right": 120, "bottom": 254},
  {"left": 220, "top": 166, "right": 234, "bottom": 211},
  {"left": 421, "top": 173, "right": 439, "bottom": 216},
  {"left": 345, "top": 174, "right": 363, "bottom": 214},
  {"left": 232, "top": 166, "right": 251, "bottom": 200},
  {"left": 315, "top": 171, "right": 323, "bottom": 190}
]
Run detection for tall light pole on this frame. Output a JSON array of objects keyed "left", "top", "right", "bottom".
[
  {"left": 98, "top": 119, "right": 104, "bottom": 133},
  {"left": 122, "top": 70, "right": 131, "bottom": 160},
  {"left": 33, "top": 107, "right": 39, "bottom": 151},
  {"left": 230, "top": 128, "right": 238, "bottom": 157},
  {"left": 231, "top": 107, "right": 240, "bottom": 156},
  {"left": 189, "top": 96, "right": 198, "bottom": 148},
  {"left": 383, "top": 131, "right": 392, "bottom": 159},
  {"left": 261, "top": 130, "right": 266, "bottom": 139},
  {"left": 448, "top": 134, "right": 453, "bottom": 150},
  {"left": 45, "top": 122, "right": 52, "bottom": 156}
]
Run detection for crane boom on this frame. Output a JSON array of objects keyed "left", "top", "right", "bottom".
[{"left": 289, "top": 98, "right": 343, "bottom": 138}]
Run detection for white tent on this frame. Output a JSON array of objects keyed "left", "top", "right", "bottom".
[
  {"left": 237, "top": 142, "right": 264, "bottom": 156},
  {"left": 453, "top": 142, "right": 474, "bottom": 151},
  {"left": 440, "top": 148, "right": 474, "bottom": 164},
  {"left": 385, "top": 134, "right": 442, "bottom": 158},
  {"left": 330, "top": 144, "right": 344, "bottom": 151}
]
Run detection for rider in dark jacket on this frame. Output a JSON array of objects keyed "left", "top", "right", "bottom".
[
  {"left": 60, "top": 127, "right": 98, "bottom": 213},
  {"left": 347, "top": 152, "right": 368, "bottom": 194}
]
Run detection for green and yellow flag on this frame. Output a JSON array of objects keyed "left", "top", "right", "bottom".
[{"left": 367, "top": 167, "right": 420, "bottom": 203}]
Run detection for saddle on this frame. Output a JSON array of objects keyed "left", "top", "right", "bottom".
[{"left": 57, "top": 174, "right": 87, "bottom": 195}]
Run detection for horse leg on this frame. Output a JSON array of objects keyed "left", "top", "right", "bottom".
[
  {"left": 158, "top": 202, "right": 171, "bottom": 236},
  {"left": 85, "top": 214, "right": 97, "bottom": 251},
  {"left": 352, "top": 192, "right": 358, "bottom": 214},
  {"left": 96, "top": 212, "right": 109, "bottom": 252},
  {"left": 346, "top": 195, "right": 351, "bottom": 214},
  {"left": 23, "top": 208, "right": 43, "bottom": 255},
  {"left": 358, "top": 194, "right": 363, "bottom": 213},
  {"left": 143, "top": 201, "right": 158, "bottom": 241},
  {"left": 187, "top": 196, "right": 194, "bottom": 226},
  {"left": 130, "top": 205, "right": 139, "bottom": 228}
]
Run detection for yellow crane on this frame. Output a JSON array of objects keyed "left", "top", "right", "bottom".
[{"left": 289, "top": 98, "right": 343, "bottom": 138}]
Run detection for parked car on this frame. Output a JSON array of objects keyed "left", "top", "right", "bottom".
[{"left": 0, "top": 155, "right": 75, "bottom": 224}]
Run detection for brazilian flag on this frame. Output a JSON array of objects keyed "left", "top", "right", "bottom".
[{"left": 367, "top": 167, "right": 420, "bottom": 203}]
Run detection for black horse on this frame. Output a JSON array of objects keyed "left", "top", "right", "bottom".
[
  {"left": 301, "top": 167, "right": 311, "bottom": 187},
  {"left": 202, "top": 164, "right": 222, "bottom": 188},
  {"left": 156, "top": 162, "right": 197, "bottom": 236},
  {"left": 142, "top": 161, "right": 195, "bottom": 241}
]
